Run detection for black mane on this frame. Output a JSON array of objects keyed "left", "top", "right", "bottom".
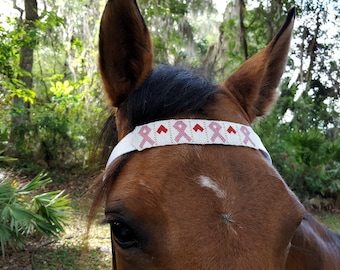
[
  {"left": 99, "top": 65, "right": 217, "bottom": 162},
  {"left": 123, "top": 64, "right": 217, "bottom": 130}
]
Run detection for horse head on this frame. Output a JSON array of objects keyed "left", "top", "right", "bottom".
[{"left": 93, "top": 1, "right": 307, "bottom": 269}]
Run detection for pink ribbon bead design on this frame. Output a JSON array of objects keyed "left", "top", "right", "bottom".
[
  {"left": 139, "top": 125, "right": 155, "bottom": 148},
  {"left": 240, "top": 126, "right": 255, "bottom": 147},
  {"left": 173, "top": 120, "right": 192, "bottom": 143},
  {"left": 209, "top": 122, "right": 226, "bottom": 143}
]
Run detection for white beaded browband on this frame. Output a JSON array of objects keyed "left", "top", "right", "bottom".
[{"left": 105, "top": 119, "right": 271, "bottom": 169}]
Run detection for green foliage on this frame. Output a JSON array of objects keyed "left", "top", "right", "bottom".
[
  {"left": 283, "top": 131, "right": 340, "bottom": 197},
  {"left": 0, "top": 19, "right": 33, "bottom": 102},
  {"left": 1, "top": 0, "right": 217, "bottom": 170},
  {"left": 0, "top": 7, "right": 104, "bottom": 169},
  {"left": 139, "top": 0, "right": 215, "bottom": 65},
  {"left": 0, "top": 0, "right": 339, "bottom": 200},
  {"left": 0, "top": 156, "right": 17, "bottom": 162},
  {"left": 0, "top": 173, "right": 70, "bottom": 256},
  {"left": 257, "top": 115, "right": 340, "bottom": 199}
]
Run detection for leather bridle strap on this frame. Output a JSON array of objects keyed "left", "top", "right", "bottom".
[{"left": 106, "top": 119, "right": 271, "bottom": 170}]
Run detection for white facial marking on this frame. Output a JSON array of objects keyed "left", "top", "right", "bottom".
[
  {"left": 139, "top": 181, "right": 151, "bottom": 189},
  {"left": 198, "top": 176, "right": 226, "bottom": 199}
]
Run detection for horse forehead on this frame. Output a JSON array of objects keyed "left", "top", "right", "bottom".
[
  {"left": 106, "top": 145, "right": 269, "bottom": 206},
  {"left": 110, "top": 146, "right": 200, "bottom": 189},
  {"left": 106, "top": 146, "right": 217, "bottom": 203}
]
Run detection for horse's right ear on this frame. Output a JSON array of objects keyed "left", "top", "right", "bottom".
[
  {"left": 221, "top": 7, "right": 295, "bottom": 123},
  {"left": 99, "top": 0, "right": 153, "bottom": 107}
]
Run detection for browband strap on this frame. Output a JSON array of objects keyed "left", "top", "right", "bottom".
[{"left": 106, "top": 119, "right": 271, "bottom": 169}]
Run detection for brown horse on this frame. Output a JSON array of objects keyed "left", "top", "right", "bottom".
[{"left": 89, "top": 0, "right": 340, "bottom": 269}]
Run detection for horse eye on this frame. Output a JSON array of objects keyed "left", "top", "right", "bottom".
[{"left": 110, "top": 220, "right": 140, "bottom": 249}]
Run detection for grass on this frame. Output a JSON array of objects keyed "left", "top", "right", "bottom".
[
  {"left": 32, "top": 208, "right": 112, "bottom": 270},
  {"left": 317, "top": 214, "right": 340, "bottom": 233}
]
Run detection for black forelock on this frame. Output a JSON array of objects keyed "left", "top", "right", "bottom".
[
  {"left": 123, "top": 64, "right": 217, "bottom": 130},
  {"left": 98, "top": 65, "right": 217, "bottom": 163}
]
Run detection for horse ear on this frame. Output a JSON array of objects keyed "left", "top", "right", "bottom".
[
  {"left": 222, "top": 7, "right": 295, "bottom": 122},
  {"left": 99, "top": 0, "right": 153, "bottom": 107}
]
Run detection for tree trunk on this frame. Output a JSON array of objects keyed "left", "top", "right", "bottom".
[
  {"left": 267, "top": 0, "right": 283, "bottom": 42},
  {"left": 7, "top": 0, "right": 38, "bottom": 157},
  {"left": 238, "top": 0, "right": 248, "bottom": 60}
]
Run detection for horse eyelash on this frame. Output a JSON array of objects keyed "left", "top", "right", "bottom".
[{"left": 101, "top": 218, "right": 110, "bottom": 225}]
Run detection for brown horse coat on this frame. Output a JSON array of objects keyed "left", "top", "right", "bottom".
[{"left": 89, "top": 1, "right": 340, "bottom": 269}]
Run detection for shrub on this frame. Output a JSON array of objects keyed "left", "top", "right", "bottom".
[{"left": 0, "top": 172, "right": 70, "bottom": 256}]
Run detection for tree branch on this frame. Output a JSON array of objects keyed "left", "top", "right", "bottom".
[{"left": 12, "top": 0, "right": 24, "bottom": 19}]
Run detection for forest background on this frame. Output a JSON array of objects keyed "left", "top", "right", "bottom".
[
  {"left": 0, "top": 0, "right": 340, "bottom": 267},
  {"left": 2, "top": 0, "right": 339, "bottom": 202},
  {"left": 0, "top": 0, "right": 340, "bottom": 269}
]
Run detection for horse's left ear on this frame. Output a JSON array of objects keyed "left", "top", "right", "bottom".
[
  {"left": 222, "top": 7, "right": 295, "bottom": 123},
  {"left": 99, "top": 0, "right": 153, "bottom": 107}
]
